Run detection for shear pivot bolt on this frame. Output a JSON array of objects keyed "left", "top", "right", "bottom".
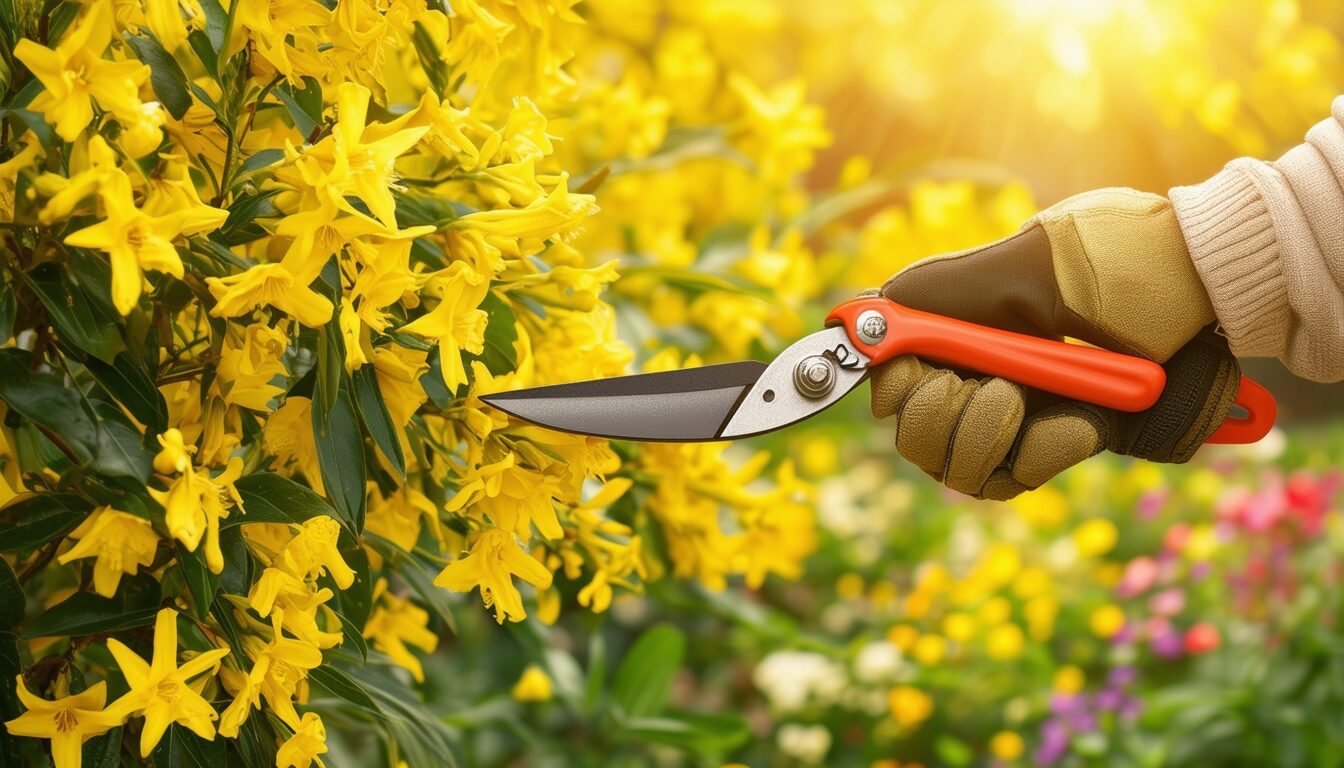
[
  {"left": 856, "top": 310, "right": 887, "bottom": 345},
  {"left": 794, "top": 355, "right": 836, "bottom": 399}
]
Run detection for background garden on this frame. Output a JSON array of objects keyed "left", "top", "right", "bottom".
[{"left": 2, "top": 0, "right": 1344, "bottom": 766}]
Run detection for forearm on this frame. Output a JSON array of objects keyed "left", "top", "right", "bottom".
[{"left": 1169, "top": 96, "right": 1344, "bottom": 383}]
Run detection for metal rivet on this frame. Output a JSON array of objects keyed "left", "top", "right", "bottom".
[
  {"left": 855, "top": 310, "right": 887, "bottom": 345},
  {"left": 793, "top": 355, "right": 836, "bottom": 399}
]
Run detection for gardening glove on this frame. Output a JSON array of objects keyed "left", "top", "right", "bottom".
[{"left": 869, "top": 188, "right": 1241, "bottom": 500}]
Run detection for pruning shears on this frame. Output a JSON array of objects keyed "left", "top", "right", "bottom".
[{"left": 481, "top": 296, "right": 1277, "bottom": 445}]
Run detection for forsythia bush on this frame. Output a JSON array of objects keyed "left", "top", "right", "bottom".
[{"left": 0, "top": 0, "right": 835, "bottom": 765}]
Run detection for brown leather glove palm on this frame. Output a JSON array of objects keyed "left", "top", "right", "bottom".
[{"left": 871, "top": 188, "right": 1241, "bottom": 500}]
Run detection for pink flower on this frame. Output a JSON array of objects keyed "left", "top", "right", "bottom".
[
  {"left": 1148, "top": 588, "right": 1186, "bottom": 617},
  {"left": 1116, "top": 556, "right": 1158, "bottom": 598}
]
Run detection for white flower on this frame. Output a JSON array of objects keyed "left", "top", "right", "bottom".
[
  {"left": 853, "top": 641, "right": 903, "bottom": 683},
  {"left": 777, "top": 723, "right": 832, "bottom": 765},
  {"left": 753, "top": 651, "right": 847, "bottom": 712}
]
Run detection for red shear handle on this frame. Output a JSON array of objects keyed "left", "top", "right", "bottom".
[{"left": 827, "top": 297, "right": 1276, "bottom": 444}]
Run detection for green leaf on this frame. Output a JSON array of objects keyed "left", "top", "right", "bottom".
[
  {"left": 334, "top": 609, "right": 368, "bottom": 662},
  {"left": 935, "top": 736, "right": 974, "bottom": 767},
  {"left": 276, "top": 76, "right": 323, "bottom": 138},
  {"left": 312, "top": 377, "right": 367, "bottom": 533},
  {"left": 0, "top": 627, "right": 19, "bottom": 767},
  {"left": 177, "top": 543, "right": 218, "bottom": 621},
  {"left": 309, "top": 664, "right": 384, "bottom": 718},
  {"left": 315, "top": 324, "right": 342, "bottom": 418},
  {"left": 216, "top": 526, "right": 251, "bottom": 596},
  {"left": 123, "top": 34, "right": 192, "bottom": 119},
  {"left": 23, "top": 575, "right": 159, "bottom": 637},
  {"left": 90, "top": 419, "right": 152, "bottom": 482},
  {"left": 0, "top": 349, "right": 99, "bottom": 462},
  {"left": 618, "top": 711, "right": 750, "bottom": 755},
  {"left": 0, "top": 283, "right": 15, "bottom": 343},
  {"left": 83, "top": 727, "right": 121, "bottom": 768},
  {"left": 0, "top": 493, "right": 93, "bottom": 554},
  {"left": 236, "top": 148, "right": 284, "bottom": 178},
  {"left": 186, "top": 29, "right": 218, "bottom": 78},
  {"left": 152, "top": 722, "right": 225, "bottom": 768},
  {"left": 366, "top": 534, "right": 456, "bottom": 634},
  {"left": 343, "top": 664, "right": 458, "bottom": 766},
  {"left": 339, "top": 547, "right": 374, "bottom": 629},
  {"left": 351, "top": 364, "right": 405, "bottom": 478},
  {"left": 218, "top": 189, "right": 279, "bottom": 246},
  {"left": 229, "top": 472, "right": 333, "bottom": 528},
  {"left": 232, "top": 716, "right": 277, "bottom": 768},
  {"left": 474, "top": 292, "right": 517, "bottom": 377},
  {"left": 394, "top": 192, "right": 469, "bottom": 228},
  {"left": 26, "top": 261, "right": 124, "bottom": 364},
  {"left": 197, "top": 0, "right": 227, "bottom": 51},
  {"left": 0, "top": 557, "right": 23, "bottom": 630},
  {"left": 611, "top": 624, "right": 685, "bottom": 718},
  {"left": 82, "top": 353, "right": 168, "bottom": 433}
]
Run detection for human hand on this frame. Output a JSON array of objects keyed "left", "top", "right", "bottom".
[{"left": 870, "top": 188, "right": 1240, "bottom": 499}]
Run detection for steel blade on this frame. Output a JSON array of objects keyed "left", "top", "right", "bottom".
[{"left": 480, "top": 361, "right": 767, "bottom": 441}]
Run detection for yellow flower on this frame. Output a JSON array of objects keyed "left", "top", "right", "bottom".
[
  {"left": 1184, "top": 523, "right": 1220, "bottom": 561},
  {"left": 942, "top": 612, "right": 976, "bottom": 643},
  {"left": 836, "top": 572, "right": 865, "bottom": 600},
  {"left": 218, "top": 610, "right": 323, "bottom": 735},
  {"left": 277, "top": 712, "right": 328, "bottom": 768},
  {"left": 978, "top": 596, "right": 1013, "bottom": 626},
  {"left": 887, "top": 686, "right": 933, "bottom": 728},
  {"left": 4, "top": 678, "right": 118, "bottom": 768},
  {"left": 372, "top": 345, "right": 430, "bottom": 427},
  {"left": 305, "top": 83, "right": 429, "bottom": 227},
  {"left": 985, "top": 624, "right": 1025, "bottom": 661},
  {"left": 990, "top": 730, "right": 1025, "bottom": 761},
  {"left": 455, "top": 174, "right": 598, "bottom": 245},
  {"left": 13, "top": 2, "right": 149, "bottom": 141},
  {"left": 206, "top": 263, "right": 335, "bottom": 328},
  {"left": 216, "top": 323, "right": 289, "bottom": 411},
  {"left": 511, "top": 665, "right": 553, "bottom": 702},
  {"left": 264, "top": 397, "right": 325, "bottom": 493},
  {"left": 56, "top": 506, "right": 159, "bottom": 598},
  {"left": 912, "top": 634, "right": 947, "bottom": 666},
  {"left": 227, "top": 0, "right": 329, "bottom": 81},
  {"left": 1008, "top": 486, "right": 1067, "bottom": 529},
  {"left": 1073, "top": 518, "right": 1119, "bottom": 558},
  {"left": 1011, "top": 566, "right": 1051, "bottom": 600},
  {"left": 64, "top": 173, "right": 227, "bottom": 315},
  {"left": 886, "top": 625, "right": 919, "bottom": 653},
  {"left": 104, "top": 608, "right": 231, "bottom": 757},
  {"left": 363, "top": 581, "right": 439, "bottom": 683},
  {"left": 366, "top": 484, "right": 441, "bottom": 552},
  {"left": 399, "top": 264, "right": 489, "bottom": 394},
  {"left": 149, "top": 435, "right": 244, "bottom": 574},
  {"left": 1053, "top": 665, "right": 1086, "bottom": 694},
  {"left": 434, "top": 527, "right": 553, "bottom": 624},
  {"left": 1090, "top": 604, "right": 1126, "bottom": 638},
  {"left": 276, "top": 516, "right": 356, "bottom": 588}
]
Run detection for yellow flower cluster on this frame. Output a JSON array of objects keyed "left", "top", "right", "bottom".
[{"left": 0, "top": 0, "right": 839, "bottom": 764}]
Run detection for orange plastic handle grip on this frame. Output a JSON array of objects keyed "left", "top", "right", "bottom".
[{"left": 826, "top": 297, "right": 1275, "bottom": 444}]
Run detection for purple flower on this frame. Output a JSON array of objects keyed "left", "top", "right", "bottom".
[
  {"left": 1150, "top": 630, "right": 1184, "bottom": 659},
  {"left": 1095, "top": 687, "right": 1125, "bottom": 711},
  {"left": 1107, "top": 666, "right": 1138, "bottom": 688},
  {"left": 1034, "top": 718, "right": 1071, "bottom": 765}
]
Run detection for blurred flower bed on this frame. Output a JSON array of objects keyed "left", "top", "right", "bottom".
[{"left": 3, "top": 0, "right": 1344, "bottom": 766}]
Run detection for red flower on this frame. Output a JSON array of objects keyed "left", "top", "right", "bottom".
[{"left": 1184, "top": 622, "right": 1221, "bottom": 655}]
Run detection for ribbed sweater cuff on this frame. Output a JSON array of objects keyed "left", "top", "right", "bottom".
[{"left": 1168, "top": 165, "right": 1289, "bottom": 358}]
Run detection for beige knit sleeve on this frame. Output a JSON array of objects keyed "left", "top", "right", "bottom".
[{"left": 1168, "top": 96, "right": 1344, "bottom": 383}]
